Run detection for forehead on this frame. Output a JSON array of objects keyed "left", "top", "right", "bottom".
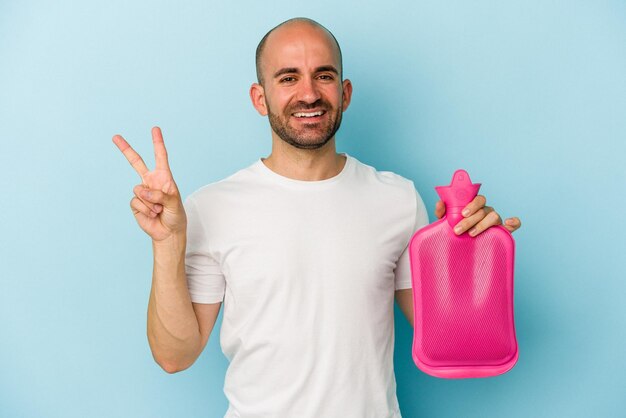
[{"left": 262, "top": 24, "right": 341, "bottom": 73}]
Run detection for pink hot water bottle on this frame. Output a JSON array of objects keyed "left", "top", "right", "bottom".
[{"left": 409, "top": 169, "right": 518, "bottom": 378}]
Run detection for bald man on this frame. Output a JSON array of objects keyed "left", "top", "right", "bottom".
[{"left": 114, "top": 17, "right": 521, "bottom": 418}]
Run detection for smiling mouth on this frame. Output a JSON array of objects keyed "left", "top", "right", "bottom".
[{"left": 292, "top": 110, "right": 326, "bottom": 118}]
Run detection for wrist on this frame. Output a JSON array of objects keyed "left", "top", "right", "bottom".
[{"left": 152, "top": 232, "right": 187, "bottom": 254}]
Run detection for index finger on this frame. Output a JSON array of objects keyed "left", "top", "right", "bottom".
[
  {"left": 151, "top": 126, "right": 171, "bottom": 171},
  {"left": 112, "top": 134, "right": 149, "bottom": 177}
]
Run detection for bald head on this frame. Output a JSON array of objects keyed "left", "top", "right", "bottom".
[{"left": 255, "top": 18, "right": 343, "bottom": 85}]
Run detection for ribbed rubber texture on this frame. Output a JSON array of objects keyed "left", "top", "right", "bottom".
[{"left": 409, "top": 220, "right": 517, "bottom": 378}]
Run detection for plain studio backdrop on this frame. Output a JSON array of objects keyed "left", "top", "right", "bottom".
[{"left": 1, "top": 1, "right": 625, "bottom": 417}]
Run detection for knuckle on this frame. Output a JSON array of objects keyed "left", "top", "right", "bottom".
[
  {"left": 150, "top": 190, "right": 161, "bottom": 201},
  {"left": 487, "top": 210, "right": 501, "bottom": 224},
  {"left": 468, "top": 224, "right": 482, "bottom": 236},
  {"left": 509, "top": 217, "right": 521, "bottom": 229},
  {"left": 130, "top": 198, "right": 142, "bottom": 213},
  {"left": 131, "top": 197, "right": 148, "bottom": 210},
  {"left": 129, "top": 154, "right": 144, "bottom": 166},
  {"left": 133, "top": 185, "right": 145, "bottom": 196}
]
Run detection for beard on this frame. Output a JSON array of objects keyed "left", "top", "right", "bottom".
[{"left": 267, "top": 98, "right": 343, "bottom": 150}]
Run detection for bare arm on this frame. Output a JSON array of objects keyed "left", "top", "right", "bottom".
[
  {"left": 113, "top": 127, "right": 220, "bottom": 373},
  {"left": 395, "top": 289, "right": 414, "bottom": 328},
  {"left": 147, "top": 235, "right": 221, "bottom": 373}
]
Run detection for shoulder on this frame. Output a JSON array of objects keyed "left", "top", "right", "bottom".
[
  {"left": 349, "top": 155, "right": 416, "bottom": 194},
  {"left": 348, "top": 155, "right": 429, "bottom": 223},
  {"left": 185, "top": 160, "right": 262, "bottom": 206},
  {"left": 348, "top": 155, "right": 429, "bottom": 233}
]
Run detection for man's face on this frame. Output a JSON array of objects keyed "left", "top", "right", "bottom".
[{"left": 253, "top": 24, "right": 351, "bottom": 150}]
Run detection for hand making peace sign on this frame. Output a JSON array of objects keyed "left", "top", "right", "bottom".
[{"left": 113, "top": 127, "right": 187, "bottom": 242}]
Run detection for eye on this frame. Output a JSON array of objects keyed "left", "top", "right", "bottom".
[
  {"left": 318, "top": 74, "right": 334, "bottom": 81},
  {"left": 280, "top": 76, "right": 296, "bottom": 83}
]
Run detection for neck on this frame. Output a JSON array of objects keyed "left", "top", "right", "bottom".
[{"left": 262, "top": 134, "right": 346, "bottom": 181}]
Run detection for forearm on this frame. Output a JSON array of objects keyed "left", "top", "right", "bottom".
[
  {"left": 395, "top": 288, "right": 414, "bottom": 328},
  {"left": 147, "top": 233, "right": 201, "bottom": 373}
]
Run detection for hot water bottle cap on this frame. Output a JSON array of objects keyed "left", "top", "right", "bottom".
[{"left": 435, "top": 170, "right": 481, "bottom": 228}]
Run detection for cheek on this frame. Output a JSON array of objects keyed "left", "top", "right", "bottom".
[
  {"left": 268, "top": 90, "right": 295, "bottom": 113},
  {"left": 324, "top": 86, "right": 343, "bottom": 105}
]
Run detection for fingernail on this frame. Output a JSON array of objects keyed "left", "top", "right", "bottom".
[
  {"left": 454, "top": 225, "right": 462, "bottom": 234},
  {"left": 469, "top": 228, "right": 477, "bottom": 236},
  {"left": 142, "top": 190, "right": 151, "bottom": 199},
  {"left": 462, "top": 209, "right": 470, "bottom": 217}
]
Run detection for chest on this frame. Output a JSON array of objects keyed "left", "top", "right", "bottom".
[{"left": 210, "top": 188, "right": 408, "bottom": 294}]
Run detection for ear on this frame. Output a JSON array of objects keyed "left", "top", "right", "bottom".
[
  {"left": 341, "top": 79, "right": 353, "bottom": 112},
  {"left": 249, "top": 83, "right": 268, "bottom": 116}
]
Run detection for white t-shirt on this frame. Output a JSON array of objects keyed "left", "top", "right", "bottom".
[{"left": 184, "top": 154, "right": 429, "bottom": 418}]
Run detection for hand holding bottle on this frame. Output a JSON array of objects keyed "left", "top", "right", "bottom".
[{"left": 435, "top": 195, "right": 521, "bottom": 237}]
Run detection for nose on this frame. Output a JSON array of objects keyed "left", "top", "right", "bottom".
[{"left": 296, "top": 76, "right": 321, "bottom": 104}]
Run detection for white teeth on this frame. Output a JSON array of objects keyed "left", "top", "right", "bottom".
[{"left": 293, "top": 111, "right": 324, "bottom": 118}]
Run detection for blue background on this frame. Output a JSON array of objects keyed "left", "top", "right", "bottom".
[{"left": 1, "top": 1, "right": 625, "bottom": 417}]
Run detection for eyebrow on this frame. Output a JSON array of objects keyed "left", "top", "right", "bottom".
[{"left": 273, "top": 65, "right": 339, "bottom": 79}]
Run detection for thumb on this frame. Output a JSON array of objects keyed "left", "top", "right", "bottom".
[{"left": 434, "top": 200, "right": 446, "bottom": 219}]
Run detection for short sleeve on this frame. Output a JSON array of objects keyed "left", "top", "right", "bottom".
[
  {"left": 184, "top": 196, "right": 226, "bottom": 303},
  {"left": 394, "top": 188, "right": 429, "bottom": 290}
]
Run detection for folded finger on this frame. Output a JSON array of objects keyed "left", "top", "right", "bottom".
[
  {"left": 462, "top": 195, "right": 487, "bottom": 217},
  {"left": 454, "top": 208, "right": 487, "bottom": 235},
  {"left": 133, "top": 185, "right": 164, "bottom": 213},
  {"left": 467, "top": 210, "right": 502, "bottom": 237},
  {"left": 131, "top": 196, "right": 158, "bottom": 219},
  {"left": 504, "top": 217, "right": 522, "bottom": 232}
]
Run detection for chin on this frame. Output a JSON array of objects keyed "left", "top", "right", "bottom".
[{"left": 290, "top": 142, "right": 329, "bottom": 150}]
